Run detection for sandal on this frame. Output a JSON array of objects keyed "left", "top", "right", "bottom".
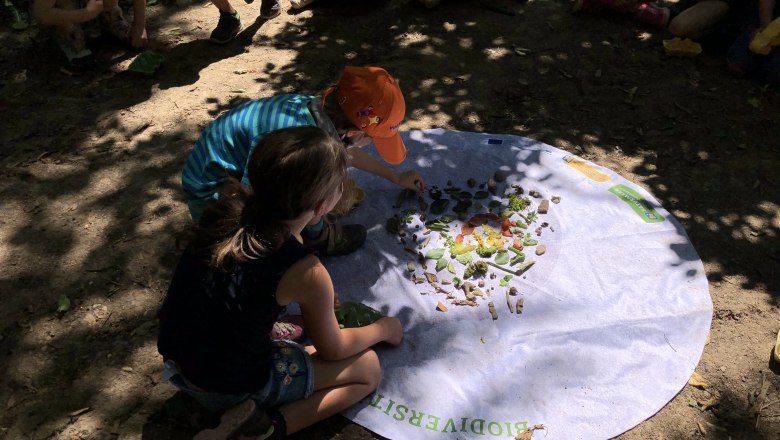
[
  {"left": 194, "top": 399, "right": 279, "bottom": 440},
  {"left": 303, "top": 220, "right": 366, "bottom": 258},
  {"left": 54, "top": 25, "right": 94, "bottom": 69}
]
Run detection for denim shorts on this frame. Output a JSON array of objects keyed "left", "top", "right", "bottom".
[{"left": 162, "top": 340, "right": 314, "bottom": 413}]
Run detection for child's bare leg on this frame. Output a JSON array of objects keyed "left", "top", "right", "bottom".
[
  {"left": 279, "top": 348, "right": 380, "bottom": 435},
  {"left": 211, "top": 0, "right": 235, "bottom": 14},
  {"left": 668, "top": 0, "right": 729, "bottom": 38}
]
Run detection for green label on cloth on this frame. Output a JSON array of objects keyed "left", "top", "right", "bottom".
[{"left": 608, "top": 184, "right": 665, "bottom": 223}]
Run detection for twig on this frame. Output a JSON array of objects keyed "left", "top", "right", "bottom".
[
  {"left": 663, "top": 333, "right": 677, "bottom": 352},
  {"left": 98, "top": 312, "right": 113, "bottom": 331}
]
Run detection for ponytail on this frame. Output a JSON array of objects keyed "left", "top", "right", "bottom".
[{"left": 188, "top": 179, "right": 290, "bottom": 271}]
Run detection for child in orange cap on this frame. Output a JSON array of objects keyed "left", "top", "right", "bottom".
[{"left": 183, "top": 66, "right": 427, "bottom": 260}]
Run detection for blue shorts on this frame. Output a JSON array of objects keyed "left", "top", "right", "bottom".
[{"left": 162, "top": 340, "right": 314, "bottom": 413}]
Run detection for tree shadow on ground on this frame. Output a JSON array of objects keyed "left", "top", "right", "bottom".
[{"left": 0, "top": 0, "right": 778, "bottom": 439}]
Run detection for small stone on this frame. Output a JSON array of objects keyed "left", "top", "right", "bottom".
[
  {"left": 537, "top": 199, "right": 550, "bottom": 214},
  {"left": 478, "top": 280, "right": 485, "bottom": 287},
  {"left": 529, "top": 190, "right": 541, "bottom": 198},
  {"left": 535, "top": 244, "right": 546, "bottom": 255},
  {"left": 490, "top": 273, "right": 497, "bottom": 279},
  {"left": 509, "top": 286, "right": 518, "bottom": 295},
  {"left": 488, "top": 301, "right": 498, "bottom": 320},
  {"left": 436, "top": 301, "right": 449, "bottom": 312},
  {"left": 407, "top": 261, "right": 416, "bottom": 272},
  {"left": 467, "top": 178, "right": 477, "bottom": 188},
  {"left": 516, "top": 298, "right": 524, "bottom": 314},
  {"left": 551, "top": 195, "right": 561, "bottom": 204},
  {"left": 487, "top": 178, "right": 497, "bottom": 195},
  {"left": 494, "top": 170, "right": 506, "bottom": 182},
  {"left": 441, "top": 279, "right": 452, "bottom": 285}
]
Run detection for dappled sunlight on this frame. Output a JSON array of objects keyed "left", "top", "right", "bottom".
[{"left": 0, "top": 0, "right": 778, "bottom": 438}]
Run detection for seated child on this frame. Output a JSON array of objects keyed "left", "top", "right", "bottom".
[
  {"left": 158, "top": 126, "right": 404, "bottom": 439},
  {"left": 727, "top": 0, "right": 780, "bottom": 86},
  {"left": 32, "top": 0, "right": 147, "bottom": 67},
  {"left": 668, "top": 0, "right": 731, "bottom": 39}
]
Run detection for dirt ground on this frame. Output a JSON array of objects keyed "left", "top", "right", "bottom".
[{"left": 1, "top": 0, "right": 779, "bottom": 439}]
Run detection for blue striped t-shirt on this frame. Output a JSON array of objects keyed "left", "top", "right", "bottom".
[{"left": 182, "top": 94, "right": 318, "bottom": 218}]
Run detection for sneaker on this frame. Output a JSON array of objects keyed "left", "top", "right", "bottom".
[
  {"left": 289, "top": 0, "right": 315, "bottom": 10},
  {"left": 99, "top": 6, "right": 130, "bottom": 42},
  {"left": 54, "top": 25, "right": 94, "bottom": 68},
  {"left": 270, "top": 315, "right": 304, "bottom": 341},
  {"left": 259, "top": 0, "right": 281, "bottom": 19},
  {"left": 633, "top": 3, "right": 670, "bottom": 29},
  {"left": 303, "top": 220, "right": 367, "bottom": 258},
  {"left": 210, "top": 11, "right": 242, "bottom": 44}
]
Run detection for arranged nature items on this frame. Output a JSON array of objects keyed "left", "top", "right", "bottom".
[{"left": 386, "top": 170, "right": 561, "bottom": 320}]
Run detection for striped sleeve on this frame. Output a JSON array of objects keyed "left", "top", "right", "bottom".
[{"left": 182, "top": 95, "right": 317, "bottom": 208}]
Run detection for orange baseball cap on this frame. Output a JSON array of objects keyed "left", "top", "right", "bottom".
[{"left": 329, "top": 66, "right": 407, "bottom": 165}]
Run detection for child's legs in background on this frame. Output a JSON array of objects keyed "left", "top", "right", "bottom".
[
  {"left": 278, "top": 347, "right": 380, "bottom": 435},
  {"left": 756, "top": 48, "right": 780, "bottom": 87},
  {"left": 668, "top": 0, "right": 730, "bottom": 38},
  {"left": 727, "top": 31, "right": 760, "bottom": 76}
]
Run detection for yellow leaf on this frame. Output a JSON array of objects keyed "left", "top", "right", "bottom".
[{"left": 688, "top": 372, "right": 708, "bottom": 389}]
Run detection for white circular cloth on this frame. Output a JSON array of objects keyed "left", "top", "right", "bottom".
[{"left": 325, "top": 129, "right": 711, "bottom": 440}]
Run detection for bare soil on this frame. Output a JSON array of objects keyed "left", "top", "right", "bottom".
[{"left": 1, "top": 0, "right": 778, "bottom": 439}]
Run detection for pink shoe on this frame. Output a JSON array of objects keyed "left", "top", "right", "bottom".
[
  {"left": 633, "top": 3, "right": 670, "bottom": 29},
  {"left": 270, "top": 315, "right": 304, "bottom": 341}
]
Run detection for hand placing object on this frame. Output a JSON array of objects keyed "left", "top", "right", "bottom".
[
  {"left": 130, "top": 22, "right": 147, "bottom": 48},
  {"left": 85, "top": 0, "right": 104, "bottom": 20},
  {"left": 395, "top": 170, "right": 427, "bottom": 192}
]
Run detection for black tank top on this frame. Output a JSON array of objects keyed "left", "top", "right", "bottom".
[{"left": 157, "top": 236, "right": 310, "bottom": 394}]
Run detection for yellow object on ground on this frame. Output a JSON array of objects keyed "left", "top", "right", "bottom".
[
  {"left": 749, "top": 16, "right": 780, "bottom": 55},
  {"left": 774, "top": 329, "right": 780, "bottom": 363},
  {"left": 663, "top": 38, "right": 702, "bottom": 58}
]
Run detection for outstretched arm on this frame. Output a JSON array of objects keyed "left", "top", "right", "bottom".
[
  {"left": 759, "top": 0, "right": 776, "bottom": 28},
  {"left": 347, "top": 146, "right": 427, "bottom": 191},
  {"left": 277, "top": 256, "right": 403, "bottom": 361},
  {"left": 130, "top": 0, "right": 147, "bottom": 47}
]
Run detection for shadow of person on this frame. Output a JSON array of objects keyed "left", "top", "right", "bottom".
[
  {"left": 156, "top": 17, "right": 270, "bottom": 90},
  {"left": 142, "top": 391, "right": 218, "bottom": 440}
]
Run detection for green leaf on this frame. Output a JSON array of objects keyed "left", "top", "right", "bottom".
[
  {"left": 523, "top": 233, "right": 538, "bottom": 246},
  {"left": 436, "top": 258, "right": 448, "bottom": 272},
  {"left": 335, "top": 301, "right": 383, "bottom": 328},
  {"left": 510, "top": 253, "right": 526, "bottom": 266},
  {"left": 447, "top": 260, "right": 456, "bottom": 274},
  {"left": 128, "top": 51, "right": 164, "bottom": 76},
  {"left": 430, "top": 198, "right": 450, "bottom": 214},
  {"left": 499, "top": 274, "right": 513, "bottom": 286},
  {"left": 56, "top": 294, "right": 71, "bottom": 313},
  {"left": 456, "top": 253, "right": 473, "bottom": 264},
  {"left": 488, "top": 200, "right": 501, "bottom": 208},
  {"left": 452, "top": 277, "right": 462, "bottom": 286},
  {"left": 474, "top": 191, "right": 489, "bottom": 199},
  {"left": 495, "top": 251, "right": 510, "bottom": 265},
  {"left": 424, "top": 248, "right": 445, "bottom": 260}
]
